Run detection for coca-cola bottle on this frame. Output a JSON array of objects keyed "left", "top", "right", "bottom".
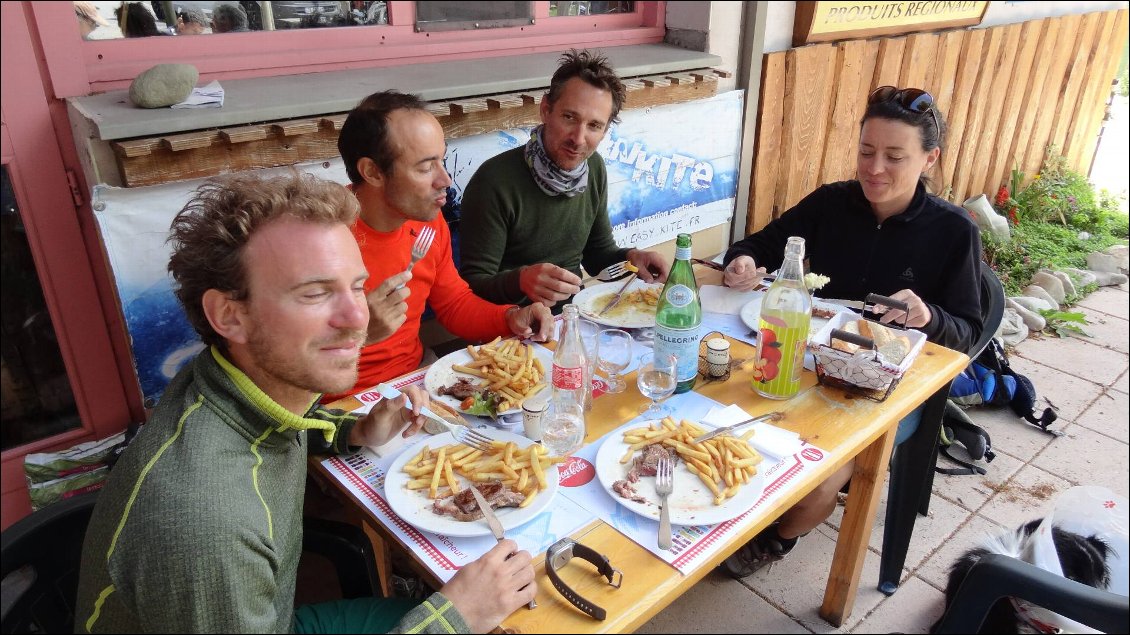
[{"left": 546, "top": 304, "right": 587, "bottom": 455}]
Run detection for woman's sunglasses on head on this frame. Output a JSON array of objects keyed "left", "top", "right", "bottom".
[{"left": 868, "top": 85, "right": 940, "bottom": 134}]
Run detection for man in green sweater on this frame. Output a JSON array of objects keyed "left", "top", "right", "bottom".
[
  {"left": 75, "top": 172, "right": 535, "bottom": 633},
  {"left": 460, "top": 49, "right": 668, "bottom": 310}
]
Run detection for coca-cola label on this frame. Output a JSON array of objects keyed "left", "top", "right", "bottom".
[
  {"left": 557, "top": 456, "right": 595, "bottom": 487},
  {"left": 552, "top": 364, "right": 584, "bottom": 390}
]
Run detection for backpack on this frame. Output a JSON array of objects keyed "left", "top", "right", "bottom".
[
  {"left": 936, "top": 400, "right": 996, "bottom": 475},
  {"left": 949, "top": 338, "right": 1060, "bottom": 435}
]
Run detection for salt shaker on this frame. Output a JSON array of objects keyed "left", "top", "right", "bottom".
[
  {"left": 522, "top": 397, "right": 547, "bottom": 442},
  {"left": 706, "top": 337, "right": 731, "bottom": 377}
]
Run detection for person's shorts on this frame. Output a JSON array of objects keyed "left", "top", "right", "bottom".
[{"left": 294, "top": 597, "right": 419, "bottom": 634}]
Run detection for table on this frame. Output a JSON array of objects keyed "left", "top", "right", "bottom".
[{"left": 310, "top": 277, "right": 968, "bottom": 632}]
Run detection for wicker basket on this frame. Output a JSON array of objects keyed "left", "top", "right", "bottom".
[{"left": 809, "top": 313, "right": 926, "bottom": 401}]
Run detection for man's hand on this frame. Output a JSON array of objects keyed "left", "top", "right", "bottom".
[
  {"left": 519, "top": 263, "right": 582, "bottom": 305},
  {"left": 440, "top": 539, "right": 535, "bottom": 633},
  {"left": 349, "top": 385, "right": 428, "bottom": 447},
  {"left": 505, "top": 303, "right": 553, "bottom": 342},
  {"left": 876, "top": 289, "right": 932, "bottom": 329},
  {"left": 626, "top": 249, "right": 670, "bottom": 283},
  {"left": 723, "top": 255, "right": 768, "bottom": 291},
  {"left": 365, "top": 272, "right": 411, "bottom": 345}
]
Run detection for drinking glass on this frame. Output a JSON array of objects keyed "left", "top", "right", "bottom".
[
  {"left": 637, "top": 352, "right": 677, "bottom": 418},
  {"left": 577, "top": 318, "right": 601, "bottom": 410},
  {"left": 541, "top": 401, "right": 585, "bottom": 456},
  {"left": 596, "top": 329, "right": 633, "bottom": 393}
]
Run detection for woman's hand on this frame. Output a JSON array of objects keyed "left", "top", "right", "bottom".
[
  {"left": 876, "top": 289, "right": 932, "bottom": 329},
  {"left": 349, "top": 385, "right": 429, "bottom": 448},
  {"left": 723, "top": 255, "right": 768, "bottom": 291}
]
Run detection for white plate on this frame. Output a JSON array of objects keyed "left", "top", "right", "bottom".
[
  {"left": 739, "top": 295, "right": 852, "bottom": 339},
  {"left": 574, "top": 279, "right": 663, "bottom": 328},
  {"left": 594, "top": 420, "right": 767, "bottom": 526},
  {"left": 424, "top": 345, "right": 554, "bottom": 417},
  {"left": 383, "top": 429, "right": 559, "bottom": 537}
]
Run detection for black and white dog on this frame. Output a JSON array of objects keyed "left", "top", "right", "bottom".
[{"left": 933, "top": 519, "right": 1112, "bottom": 633}]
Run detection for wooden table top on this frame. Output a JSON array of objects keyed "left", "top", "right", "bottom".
[{"left": 317, "top": 272, "right": 969, "bottom": 632}]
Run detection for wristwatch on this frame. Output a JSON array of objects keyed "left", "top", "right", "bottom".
[{"left": 546, "top": 538, "right": 622, "bottom": 620}]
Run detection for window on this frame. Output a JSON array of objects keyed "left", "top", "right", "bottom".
[
  {"left": 415, "top": 1, "right": 532, "bottom": 32},
  {"left": 41, "top": 2, "right": 664, "bottom": 96},
  {"left": 0, "top": 168, "right": 81, "bottom": 450}
]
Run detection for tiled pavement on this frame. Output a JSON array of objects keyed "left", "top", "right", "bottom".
[{"left": 637, "top": 285, "right": 1129, "bottom": 634}]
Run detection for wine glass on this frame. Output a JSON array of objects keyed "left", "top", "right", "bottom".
[
  {"left": 637, "top": 352, "right": 677, "bottom": 418},
  {"left": 541, "top": 400, "right": 585, "bottom": 456},
  {"left": 596, "top": 329, "right": 633, "bottom": 393}
]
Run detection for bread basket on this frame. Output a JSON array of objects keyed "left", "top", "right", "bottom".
[{"left": 808, "top": 295, "right": 927, "bottom": 401}]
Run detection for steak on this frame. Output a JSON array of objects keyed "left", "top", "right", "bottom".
[
  {"left": 627, "top": 443, "right": 671, "bottom": 482},
  {"left": 439, "top": 378, "right": 479, "bottom": 400},
  {"left": 612, "top": 479, "right": 647, "bottom": 504},
  {"left": 432, "top": 481, "right": 526, "bottom": 522}
]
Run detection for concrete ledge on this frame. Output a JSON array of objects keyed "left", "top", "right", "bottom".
[{"left": 70, "top": 44, "right": 723, "bottom": 141}]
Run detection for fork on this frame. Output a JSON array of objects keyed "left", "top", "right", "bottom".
[
  {"left": 374, "top": 384, "right": 493, "bottom": 451},
  {"left": 396, "top": 226, "right": 436, "bottom": 289},
  {"left": 594, "top": 260, "right": 634, "bottom": 282},
  {"left": 656, "top": 454, "right": 674, "bottom": 550}
]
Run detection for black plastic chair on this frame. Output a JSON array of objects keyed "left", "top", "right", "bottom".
[
  {"left": 301, "top": 516, "right": 381, "bottom": 599},
  {"left": 1, "top": 494, "right": 381, "bottom": 633},
  {"left": 1, "top": 493, "right": 98, "bottom": 634},
  {"left": 932, "top": 552, "right": 1130, "bottom": 633},
  {"left": 879, "top": 263, "right": 1006, "bottom": 595}
]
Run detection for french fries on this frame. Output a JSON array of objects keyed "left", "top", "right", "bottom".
[
  {"left": 620, "top": 417, "right": 763, "bottom": 506},
  {"left": 449, "top": 338, "right": 547, "bottom": 412},
  {"left": 400, "top": 440, "right": 567, "bottom": 512}
]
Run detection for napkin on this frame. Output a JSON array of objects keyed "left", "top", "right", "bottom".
[
  {"left": 699, "top": 285, "right": 761, "bottom": 315},
  {"left": 172, "top": 80, "right": 224, "bottom": 109},
  {"left": 701, "top": 404, "right": 803, "bottom": 458}
]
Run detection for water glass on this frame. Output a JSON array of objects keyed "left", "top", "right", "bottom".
[
  {"left": 541, "top": 401, "right": 585, "bottom": 456},
  {"left": 596, "top": 328, "right": 633, "bottom": 393},
  {"left": 637, "top": 352, "right": 677, "bottom": 418}
]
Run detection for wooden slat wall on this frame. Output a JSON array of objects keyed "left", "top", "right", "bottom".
[
  {"left": 747, "top": 9, "right": 1128, "bottom": 232},
  {"left": 109, "top": 70, "right": 725, "bottom": 188}
]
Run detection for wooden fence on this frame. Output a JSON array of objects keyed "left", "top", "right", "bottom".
[{"left": 747, "top": 9, "right": 1129, "bottom": 232}]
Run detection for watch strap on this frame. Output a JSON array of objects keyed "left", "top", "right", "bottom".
[{"left": 546, "top": 541, "right": 622, "bottom": 621}]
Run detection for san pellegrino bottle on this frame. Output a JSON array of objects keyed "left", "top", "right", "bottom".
[
  {"left": 551, "top": 304, "right": 589, "bottom": 410},
  {"left": 754, "top": 236, "right": 812, "bottom": 399},
  {"left": 654, "top": 233, "right": 702, "bottom": 394}
]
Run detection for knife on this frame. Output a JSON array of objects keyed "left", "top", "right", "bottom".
[
  {"left": 692, "top": 412, "right": 783, "bottom": 444},
  {"left": 469, "top": 487, "right": 537, "bottom": 609},
  {"left": 596, "top": 274, "right": 637, "bottom": 316}
]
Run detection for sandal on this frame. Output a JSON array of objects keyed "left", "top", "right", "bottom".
[{"left": 720, "top": 523, "right": 797, "bottom": 579}]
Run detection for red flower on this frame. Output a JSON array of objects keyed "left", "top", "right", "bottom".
[
  {"left": 1008, "top": 206, "right": 1019, "bottom": 226},
  {"left": 995, "top": 185, "right": 1010, "bottom": 208}
]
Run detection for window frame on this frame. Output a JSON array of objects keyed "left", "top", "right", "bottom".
[{"left": 34, "top": 1, "right": 665, "bottom": 98}]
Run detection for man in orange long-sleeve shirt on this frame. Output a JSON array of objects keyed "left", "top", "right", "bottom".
[{"left": 326, "top": 90, "right": 553, "bottom": 401}]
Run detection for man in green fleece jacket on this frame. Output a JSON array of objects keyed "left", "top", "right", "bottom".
[
  {"left": 460, "top": 49, "right": 668, "bottom": 310},
  {"left": 75, "top": 172, "right": 535, "bottom": 634}
]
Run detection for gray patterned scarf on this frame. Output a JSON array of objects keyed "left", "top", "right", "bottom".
[{"left": 524, "top": 125, "right": 589, "bottom": 197}]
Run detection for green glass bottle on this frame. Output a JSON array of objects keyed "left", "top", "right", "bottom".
[
  {"left": 654, "top": 233, "right": 702, "bottom": 394},
  {"left": 753, "top": 236, "right": 812, "bottom": 399}
]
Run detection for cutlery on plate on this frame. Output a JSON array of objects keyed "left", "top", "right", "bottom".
[
  {"left": 655, "top": 454, "right": 674, "bottom": 550},
  {"left": 692, "top": 412, "right": 784, "bottom": 444},
  {"left": 594, "top": 260, "right": 635, "bottom": 282},
  {"left": 597, "top": 274, "right": 637, "bottom": 317},
  {"left": 373, "top": 384, "right": 493, "bottom": 451},
  {"left": 469, "top": 487, "right": 537, "bottom": 609},
  {"left": 690, "top": 258, "right": 725, "bottom": 271}
]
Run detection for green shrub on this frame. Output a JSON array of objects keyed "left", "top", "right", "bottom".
[{"left": 981, "top": 148, "right": 1128, "bottom": 296}]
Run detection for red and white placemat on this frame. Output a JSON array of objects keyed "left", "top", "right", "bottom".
[
  {"left": 321, "top": 369, "right": 595, "bottom": 583},
  {"left": 553, "top": 390, "right": 832, "bottom": 575}
]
